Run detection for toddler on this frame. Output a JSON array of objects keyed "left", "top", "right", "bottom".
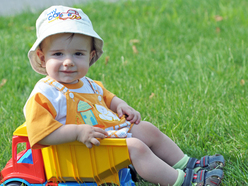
[{"left": 24, "top": 5, "right": 225, "bottom": 186}]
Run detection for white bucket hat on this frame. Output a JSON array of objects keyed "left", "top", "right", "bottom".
[{"left": 28, "top": 5, "right": 103, "bottom": 75}]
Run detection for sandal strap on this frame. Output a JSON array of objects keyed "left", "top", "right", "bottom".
[
  {"left": 182, "top": 169, "right": 194, "bottom": 186},
  {"left": 183, "top": 169, "right": 223, "bottom": 186},
  {"left": 188, "top": 154, "right": 225, "bottom": 169},
  {"left": 200, "top": 156, "right": 209, "bottom": 167},
  {"left": 186, "top": 157, "right": 198, "bottom": 169},
  {"left": 194, "top": 169, "right": 206, "bottom": 185},
  {"left": 200, "top": 154, "right": 225, "bottom": 169}
]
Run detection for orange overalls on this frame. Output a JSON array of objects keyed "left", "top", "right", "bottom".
[{"left": 42, "top": 77, "right": 133, "bottom": 138}]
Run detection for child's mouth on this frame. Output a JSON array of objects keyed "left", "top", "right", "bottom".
[{"left": 61, "top": 70, "right": 76, "bottom": 73}]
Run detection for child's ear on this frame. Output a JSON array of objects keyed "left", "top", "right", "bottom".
[
  {"left": 36, "top": 49, "right": 46, "bottom": 67},
  {"left": 90, "top": 50, "right": 96, "bottom": 61}
]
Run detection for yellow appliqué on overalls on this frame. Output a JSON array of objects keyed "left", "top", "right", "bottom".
[{"left": 77, "top": 100, "right": 98, "bottom": 126}]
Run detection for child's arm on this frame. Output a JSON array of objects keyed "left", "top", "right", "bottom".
[
  {"left": 39, "top": 124, "right": 108, "bottom": 148},
  {"left": 110, "top": 96, "right": 141, "bottom": 124}
]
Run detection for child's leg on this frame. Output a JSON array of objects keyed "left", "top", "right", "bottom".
[
  {"left": 127, "top": 122, "right": 224, "bottom": 186},
  {"left": 126, "top": 137, "right": 179, "bottom": 185},
  {"left": 130, "top": 121, "right": 185, "bottom": 166}
]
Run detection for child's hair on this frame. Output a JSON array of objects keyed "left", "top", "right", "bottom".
[
  {"left": 28, "top": 5, "right": 103, "bottom": 75},
  {"left": 38, "top": 33, "right": 95, "bottom": 52}
]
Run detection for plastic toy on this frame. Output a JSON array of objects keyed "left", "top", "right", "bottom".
[{"left": 0, "top": 123, "right": 136, "bottom": 186}]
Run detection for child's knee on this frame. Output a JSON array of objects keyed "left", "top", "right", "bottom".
[
  {"left": 132, "top": 121, "right": 163, "bottom": 138},
  {"left": 126, "top": 138, "right": 149, "bottom": 157}
]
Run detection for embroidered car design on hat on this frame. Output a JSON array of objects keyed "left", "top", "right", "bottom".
[
  {"left": 59, "top": 10, "right": 81, "bottom": 20},
  {"left": 47, "top": 8, "right": 81, "bottom": 23}
]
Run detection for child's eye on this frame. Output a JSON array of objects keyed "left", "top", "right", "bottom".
[
  {"left": 53, "top": 52, "right": 63, "bottom": 56},
  {"left": 75, "top": 52, "right": 84, "bottom": 56}
]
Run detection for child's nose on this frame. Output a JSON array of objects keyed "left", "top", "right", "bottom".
[{"left": 63, "top": 57, "right": 74, "bottom": 67}]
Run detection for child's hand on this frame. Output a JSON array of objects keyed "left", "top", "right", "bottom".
[
  {"left": 76, "top": 125, "right": 108, "bottom": 148},
  {"left": 117, "top": 103, "right": 141, "bottom": 124}
]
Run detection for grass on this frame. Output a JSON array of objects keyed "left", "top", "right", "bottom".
[{"left": 0, "top": 0, "right": 248, "bottom": 185}]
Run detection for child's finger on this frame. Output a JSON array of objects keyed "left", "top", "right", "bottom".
[
  {"left": 129, "top": 114, "right": 137, "bottom": 123},
  {"left": 117, "top": 107, "right": 123, "bottom": 118},
  {"left": 126, "top": 113, "right": 134, "bottom": 121},
  {"left": 128, "top": 112, "right": 141, "bottom": 124},
  {"left": 94, "top": 127, "right": 108, "bottom": 135},
  {"left": 135, "top": 112, "right": 141, "bottom": 124},
  {"left": 94, "top": 132, "right": 106, "bottom": 139},
  {"left": 135, "top": 117, "right": 141, "bottom": 124},
  {"left": 85, "top": 141, "right": 93, "bottom": 148},
  {"left": 90, "top": 138, "right": 100, "bottom": 146}
]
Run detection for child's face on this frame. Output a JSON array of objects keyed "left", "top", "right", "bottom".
[{"left": 37, "top": 33, "right": 95, "bottom": 84}]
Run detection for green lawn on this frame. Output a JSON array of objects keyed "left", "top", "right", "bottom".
[{"left": 0, "top": 0, "right": 248, "bottom": 185}]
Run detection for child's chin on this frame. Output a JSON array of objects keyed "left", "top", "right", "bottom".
[{"left": 59, "top": 79, "right": 78, "bottom": 84}]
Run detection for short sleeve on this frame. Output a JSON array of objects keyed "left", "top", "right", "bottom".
[{"left": 25, "top": 93, "right": 63, "bottom": 149}]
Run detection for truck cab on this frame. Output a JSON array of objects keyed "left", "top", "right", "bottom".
[{"left": 1, "top": 124, "right": 45, "bottom": 186}]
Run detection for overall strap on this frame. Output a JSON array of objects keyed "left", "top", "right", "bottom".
[
  {"left": 40, "top": 77, "right": 69, "bottom": 95},
  {"left": 40, "top": 77, "right": 99, "bottom": 100},
  {"left": 85, "top": 77, "right": 101, "bottom": 95}
]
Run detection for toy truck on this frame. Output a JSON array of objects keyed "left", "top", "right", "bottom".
[{"left": 0, "top": 123, "right": 136, "bottom": 186}]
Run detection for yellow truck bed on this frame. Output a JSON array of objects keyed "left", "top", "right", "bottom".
[
  {"left": 42, "top": 139, "right": 131, "bottom": 185},
  {"left": 14, "top": 123, "right": 131, "bottom": 185}
]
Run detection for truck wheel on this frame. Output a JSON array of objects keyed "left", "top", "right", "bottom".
[
  {"left": 6, "top": 182, "right": 26, "bottom": 186},
  {"left": 128, "top": 164, "right": 138, "bottom": 182}
]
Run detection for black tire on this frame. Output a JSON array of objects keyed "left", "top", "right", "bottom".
[
  {"left": 6, "top": 182, "right": 26, "bottom": 186},
  {"left": 128, "top": 164, "right": 138, "bottom": 182}
]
